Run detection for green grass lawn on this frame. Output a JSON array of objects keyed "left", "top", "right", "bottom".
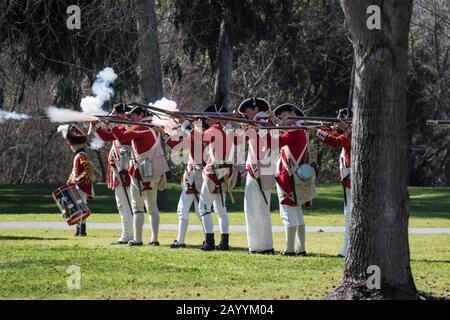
[
  {"left": 0, "top": 183, "right": 449, "bottom": 228},
  {"left": 0, "top": 229, "right": 448, "bottom": 299},
  {"left": 0, "top": 183, "right": 449, "bottom": 300}
]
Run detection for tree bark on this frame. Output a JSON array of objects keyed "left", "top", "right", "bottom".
[
  {"left": 213, "top": 8, "right": 233, "bottom": 109},
  {"left": 135, "top": 0, "right": 163, "bottom": 103},
  {"left": 328, "top": 0, "right": 418, "bottom": 300}
]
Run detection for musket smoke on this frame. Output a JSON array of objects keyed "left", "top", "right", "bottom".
[
  {"left": 0, "top": 109, "right": 31, "bottom": 123},
  {"left": 151, "top": 98, "right": 180, "bottom": 135},
  {"left": 80, "top": 67, "right": 117, "bottom": 116},
  {"left": 47, "top": 106, "right": 99, "bottom": 123},
  {"left": 48, "top": 67, "right": 118, "bottom": 148},
  {"left": 81, "top": 67, "right": 117, "bottom": 150}
]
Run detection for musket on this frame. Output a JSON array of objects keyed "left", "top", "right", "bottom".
[
  {"left": 427, "top": 120, "right": 450, "bottom": 126},
  {"left": 287, "top": 116, "right": 352, "bottom": 123},
  {"left": 48, "top": 115, "right": 158, "bottom": 129},
  {"left": 34, "top": 115, "right": 120, "bottom": 121},
  {"left": 96, "top": 117, "right": 158, "bottom": 128},
  {"left": 130, "top": 101, "right": 180, "bottom": 117},
  {"left": 130, "top": 101, "right": 267, "bottom": 126},
  {"left": 253, "top": 125, "right": 328, "bottom": 131}
]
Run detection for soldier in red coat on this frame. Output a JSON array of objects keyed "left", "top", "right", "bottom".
[
  {"left": 309, "top": 108, "right": 352, "bottom": 257},
  {"left": 112, "top": 106, "right": 170, "bottom": 247},
  {"left": 163, "top": 123, "right": 206, "bottom": 248},
  {"left": 273, "top": 103, "right": 312, "bottom": 256},
  {"left": 237, "top": 97, "right": 275, "bottom": 254},
  {"left": 94, "top": 103, "right": 133, "bottom": 244},
  {"left": 180, "top": 105, "right": 237, "bottom": 251},
  {"left": 65, "top": 124, "right": 95, "bottom": 237}
]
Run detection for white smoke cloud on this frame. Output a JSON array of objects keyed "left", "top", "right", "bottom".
[
  {"left": 48, "top": 67, "right": 118, "bottom": 149},
  {"left": 151, "top": 98, "right": 180, "bottom": 136},
  {"left": 0, "top": 109, "right": 31, "bottom": 123},
  {"left": 47, "top": 106, "right": 99, "bottom": 123},
  {"left": 89, "top": 133, "right": 104, "bottom": 150},
  {"left": 80, "top": 67, "right": 117, "bottom": 116}
]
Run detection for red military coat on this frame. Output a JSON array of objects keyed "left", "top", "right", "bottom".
[
  {"left": 316, "top": 129, "right": 351, "bottom": 188},
  {"left": 201, "top": 124, "right": 233, "bottom": 193},
  {"left": 275, "top": 128, "right": 308, "bottom": 206},
  {"left": 96, "top": 126, "right": 131, "bottom": 190},
  {"left": 68, "top": 148, "right": 94, "bottom": 199},
  {"left": 112, "top": 124, "right": 158, "bottom": 191}
]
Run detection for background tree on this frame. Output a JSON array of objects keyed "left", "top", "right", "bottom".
[
  {"left": 135, "top": 0, "right": 163, "bottom": 103},
  {"left": 328, "top": 0, "right": 418, "bottom": 299}
]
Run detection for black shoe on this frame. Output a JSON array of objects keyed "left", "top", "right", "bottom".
[
  {"left": 216, "top": 234, "right": 229, "bottom": 251},
  {"left": 259, "top": 249, "right": 275, "bottom": 255},
  {"left": 278, "top": 251, "right": 296, "bottom": 256},
  {"left": 148, "top": 241, "right": 160, "bottom": 246},
  {"left": 79, "top": 223, "right": 87, "bottom": 237},
  {"left": 127, "top": 240, "right": 143, "bottom": 247},
  {"left": 111, "top": 240, "right": 129, "bottom": 245},
  {"left": 200, "top": 233, "right": 215, "bottom": 251},
  {"left": 170, "top": 240, "right": 186, "bottom": 248},
  {"left": 296, "top": 251, "right": 308, "bottom": 257}
]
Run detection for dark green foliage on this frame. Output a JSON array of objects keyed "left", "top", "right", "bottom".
[{"left": 0, "top": 0, "right": 140, "bottom": 108}]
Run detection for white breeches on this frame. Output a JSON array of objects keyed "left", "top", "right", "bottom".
[
  {"left": 177, "top": 188, "right": 202, "bottom": 221},
  {"left": 198, "top": 180, "right": 227, "bottom": 217},
  {"left": 340, "top": 187, "right": 352, "bottom": 257},
  {"left": 114, "top": 185, "right": 133, "bottom": 241},
  {"left": 198, "top": 179, "right": 228, "bottom": 234},
  {"left": 276, "top": 183, "right": 305, "bottom": 227},
  {"left": 243, "top": 175, "right": 274, "bottom": 252},
  {"left": 130, "top": 175, "right": 162, "bottom": 215},
  {"left": 130, "top": 174, "right": 162, "bottom": 243}
]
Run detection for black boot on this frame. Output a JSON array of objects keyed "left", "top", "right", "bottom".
[
  {"left": 216, "top": 234, "right": 230, "bottom": 251},
  {"left": 74, "top": 225, "right": 80, "bottom": 237},
  {"left": 79, "top": 223, "right": 87, "bottom": 237},
  {"left": 199, "top": 233, "right": 215, "bottom": 251}
]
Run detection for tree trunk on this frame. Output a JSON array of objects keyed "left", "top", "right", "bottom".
[
  {"left": 213, "top": 9, "right": 233, "bottom": 109},
  {"left": 135, "top": 0, "right": 163, "bottom": 104},
  {"left": 328, "top": 0, "right": 418, "bottom": 300}
]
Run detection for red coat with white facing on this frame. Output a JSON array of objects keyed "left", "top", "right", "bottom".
[
  {"left": 316, "top": 128, "right": 351, "bottom": 188},
  {"left": 201, "top": 124, "right": 233, "bottom": 193},
  {"left": 166, "top": 132, "right": 205, "bottom": 194},
  {"left": 244, "top": 111, "right": 273, "bottom": 179},
  {"left": 112, "top": 124, "right": 157, "bottom": 191},
  {"left": 68, "top": 148, "right": 94, "bottom": 199},
  {"left": 275, "top": 128, "right": 308, "bottom": 206},
  {"left": 96, "top": 126, "right": 131, "bottom": 190}
]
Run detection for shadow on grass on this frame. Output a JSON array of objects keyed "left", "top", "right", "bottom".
[{"left": 0, "top": 236, "right": 69, "bottom": 241}]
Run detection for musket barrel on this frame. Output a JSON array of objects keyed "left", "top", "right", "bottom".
[
  {"left": 287, "top": 116, "right": 352, "bottom": 123},
  {"left": 427, "top": 120, "right": 450, "bottom": 125}
]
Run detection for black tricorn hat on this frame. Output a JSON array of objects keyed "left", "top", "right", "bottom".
[
  {"left": 66, "top": 124, "right": 87, "bottom": 145},
  {"left": 337, "top": 107, "right": 353, "bottom": 119},
  {"left": 273, "top": 103, "right": 304, "bottom": 120},
  {"left": 203, "top": 104, "right": 229, "bottom": 113},
  {"left": 112, "top": 103, "right": 131, "bottom": 115},
  {"left": 127, "top": 105, "right": 146, "bottom": 116},
  {"left": 237, "top": 97, "right": 270, "bottom": 114}
]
